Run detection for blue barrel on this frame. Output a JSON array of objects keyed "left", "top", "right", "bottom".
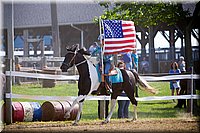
[{"left": 30, "top": 102, "right": 42, "bottom": 121}]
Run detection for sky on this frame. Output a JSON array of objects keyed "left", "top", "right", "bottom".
[{"left": 137, "top": 29, "right": 199, "bottom": 49}]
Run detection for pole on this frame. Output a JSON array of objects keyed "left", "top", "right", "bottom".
[
  {"left": 5, "top": 1, "right": 14, "bottom": 124},
  {"left": 51, "top": 2, "right": 60, "bottom": 57},
  {"left": 158, "top": 47, "right": 160, "bottom": 73},
  {"left": 81, "top": 31, "right": 83, "bottom": 48},
  {"left": 23, "top": 30, "right": 29, "bottom": 57},
  {"left": 98, "top": 16, "right": 106, "bottom": 119},
  {"left": 5, "top": 59, "right": 12, "bottom": 124},
  {"left": 190, "top": 66, "right": 194, "bottom": 117},
  {"left": 71, "top": 24, "right": 84, "bottom": 48},
  {"left": 7, "top": 1, "right": 15, "bottom": 84},
  {"left": 99, "top": 16, "right": 105, "bottom": 82}
]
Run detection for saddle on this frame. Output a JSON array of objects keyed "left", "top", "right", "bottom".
[
  {"left": 91, "top": 81, "right": 111, "bottom": 95},
  {"left": 91, "top": 65, "right": 113, "bottom": 95},
  {"left": 92, "top": 66, "right": 123, "bottom": 95}
]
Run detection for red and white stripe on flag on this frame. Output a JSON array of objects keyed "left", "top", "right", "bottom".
[{"left": 103, "top": 20, "right": 136, "bottom": 55}]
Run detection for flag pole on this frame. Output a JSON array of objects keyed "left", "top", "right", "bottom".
[
  {"left": 99, "top": 16, "right": 106, "bottom": 119},
  {"left": 99, "top": 16, "right": 105, "bottom": 82}
]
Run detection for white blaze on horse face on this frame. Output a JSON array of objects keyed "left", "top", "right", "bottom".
[{"left": 87, "top": 60, "right": 100, "bottom": 93}]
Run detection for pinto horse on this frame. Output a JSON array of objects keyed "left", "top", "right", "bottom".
[{"left": 60, "top": 44, "right": 156, "bottom": 125}]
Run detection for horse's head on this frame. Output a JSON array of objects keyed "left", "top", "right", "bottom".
[
  {"left": 60, "top": 44, "right": 79, "bottom": 72},
  {"left": 60, "top": 44, "right": 91, "bottom": 72}
]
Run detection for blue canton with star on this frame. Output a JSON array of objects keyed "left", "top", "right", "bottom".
[{"left": 103, "top": 20, "right": 123, "bottom": 39}]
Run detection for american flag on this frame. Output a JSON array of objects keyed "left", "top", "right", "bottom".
[{"left": 102, "top": 20, "right": 136, "bottom": 55}]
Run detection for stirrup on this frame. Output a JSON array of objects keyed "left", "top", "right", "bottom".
[
  {"left": 105, "top": 81, "right": 112, "bottom": 94},
  {"left": 96, "top": 82, "right": 112, "bottom": 95},
  {"left": 95, "top": 82, "right": 105, "bottom": 95}
]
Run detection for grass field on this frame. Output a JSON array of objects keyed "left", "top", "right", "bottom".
[{"left": 10, "top": 81, "right": 191, "bottom": 120}]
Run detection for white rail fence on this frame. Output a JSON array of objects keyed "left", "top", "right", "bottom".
[
  {"left": 3, "top": 69, "right": 199, "bottom": 122},
  {"left": 5, "top": 70, "right": 200, "bottom": 102}
]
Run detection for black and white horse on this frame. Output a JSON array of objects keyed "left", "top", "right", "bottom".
[{"left": 60, "top": 44, "right": 156, "bottom": 125}]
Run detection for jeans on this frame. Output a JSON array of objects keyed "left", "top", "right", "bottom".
[
  {"left": 117, "top": 93, "right": 130, "bottom": 118},
  {"left": 104, "top": 61, "right": 111, "bottom": 74},
  {"left": 104, "top": 61, "right": 111, "bottom": 83}
]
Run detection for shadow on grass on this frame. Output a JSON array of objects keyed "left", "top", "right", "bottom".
[{"left": 140, "top": 101, "right": 174, "bottom": 105}]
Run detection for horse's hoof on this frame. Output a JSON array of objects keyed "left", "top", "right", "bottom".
[
  {"left": 101, "top": 120, "right": 109, "bottom": 125},
  {"left": 72, "top": 122, "right": 78, "bottom": 126},
  {"left": 125, "top": 120, "right": 132, "bottom": 123},
  {"left": 131, "top": 118, "right": 137, "bottom": 122},
  {"left": 64, "top": 113, "right": 70, "bottom": 119}
]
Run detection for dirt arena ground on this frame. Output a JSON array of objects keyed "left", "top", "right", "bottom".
[{"left": 1, "top": 118, "right": 199, "bottom": 133}]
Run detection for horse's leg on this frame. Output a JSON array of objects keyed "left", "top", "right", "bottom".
[
  {"left": 126, "top": 94, "right": 138, "bottom": 121},
  {"left": 123, "top": 80, "right": 138, "bottom": 121},
  {"left": 72, "top": 102, "right": 83, "bottom": 126},
  {"left": 133, "top": 104, "right": 137, "bottom": 121},
  {"left": 64, "top": 95, "right": 86, "bottom": 119},
  {"left": 102, "top": 99, "right": 117, "bottom": 124}
]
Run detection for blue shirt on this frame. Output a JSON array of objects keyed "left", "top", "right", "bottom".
[
  {"left": 90, "top": 45, "right": 100, "bottom": 56},
  {"left": 169, "top": 69, "right": 181, "bottom": 75},
  {"left": 131, "top": 53, "right": 138, "bottom": 69},
  {"left": 122, "top": 52, "right": 132, "bottom": 63},
  {"left": 103, "top": 55, "right": 112, "bottom": 63},
  {"left": 96, "top": 64, "right": 102, "bottom": 82},
  {"left": 94, "top": 46, "right": 112, "bottom": 63},
  {"left": 169, "top": 69, "right": 181, "bottom": 89}
]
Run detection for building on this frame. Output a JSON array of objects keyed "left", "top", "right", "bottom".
[
  {"left": 3, "top": 2, "right": 105, "bottom": 56},
  {"left": 2, "top": 1, "right": 199, "bottom": 73}
]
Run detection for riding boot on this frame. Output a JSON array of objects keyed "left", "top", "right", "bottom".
[
  {"left": 105, "top": 81, "right": 112, "bottom": 94},
  {"left": 97, "top": 82, "right": 105, "bottom": 95}
]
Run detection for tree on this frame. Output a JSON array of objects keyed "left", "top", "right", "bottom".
[
  {"left": 95, "top": 2, "right": 190, "bottom": 72},
  {"left": 97, "top": 2, "right": 189, "bottom": 28}
]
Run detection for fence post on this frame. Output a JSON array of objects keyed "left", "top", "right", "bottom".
[
  {"left": 5, "top": 58, "right": 12, "bottom": 124},
  {"left": 15, "top": 56, "right": 21, "bottom": 85},
  {"left": 99, "top": 99, "right": 106, "bottom": 119},
  {"left": 41, "top": 56, "right": 47, "bottom": 69},
  {"left": 41, "top": 39, "right": 45, "bottom": 57}
]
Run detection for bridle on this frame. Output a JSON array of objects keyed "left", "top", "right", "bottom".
[{"left": 62, "top": 51, "right": 87, "bottom": 68}]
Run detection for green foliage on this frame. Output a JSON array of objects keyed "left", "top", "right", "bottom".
[
  {"left": 96, "top": 2, "right": 190, "bottom": 27},
  {"left": 13, "top": 83, "right": 77, "bottom": 96},
  {"left": 12, "top": 83, "right": 78, "bottom": 104}
]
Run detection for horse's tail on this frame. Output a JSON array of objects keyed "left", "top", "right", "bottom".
[{"left": 130, "top": 69, "right": 157, "bottom": 94}]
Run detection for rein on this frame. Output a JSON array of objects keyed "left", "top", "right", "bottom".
[
  {"left": 63, "top": 51, "right": 87, "bottom": 67},
  {"left": 75, "top": 60, "right": 87, "bottom": 67}
]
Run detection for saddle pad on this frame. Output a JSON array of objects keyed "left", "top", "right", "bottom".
[
  {"left": 96, "top": 64, "right": 123, "bottom": 83},
  {"left": 109, "top": 67, "right": 123, "bottom": 83}
]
